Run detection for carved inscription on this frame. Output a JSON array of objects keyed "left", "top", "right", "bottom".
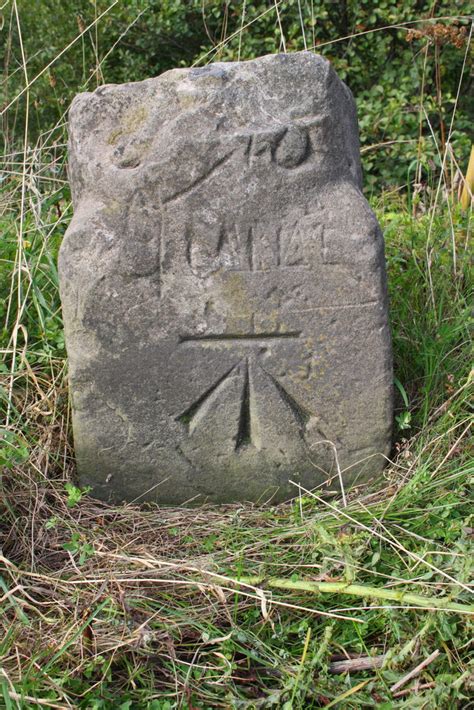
[
  {"left": 122, "top": 190, "right": 162, "bottom": 283},
  {"left": 245, "top": 125, "right": 310, "bottom": 168},
  {"left": 185, "top": 212, "right": 323, "bottom": 277}
]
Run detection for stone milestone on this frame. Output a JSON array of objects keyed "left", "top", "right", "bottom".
[{"left": 59, "top": 51, "right": 393, "bottom": 504}]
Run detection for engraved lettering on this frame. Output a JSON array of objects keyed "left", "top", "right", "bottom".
[{"left": 184, "top": 212, "right": 322, "bottom": 276}]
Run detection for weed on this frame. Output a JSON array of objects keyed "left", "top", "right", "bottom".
[{"left": 64, "top": 482, "right": 91, "bottom": 508}]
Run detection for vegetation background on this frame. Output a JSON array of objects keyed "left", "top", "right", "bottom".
[{"left": 1, "top": 1, "right": 473, "bottom": 708}]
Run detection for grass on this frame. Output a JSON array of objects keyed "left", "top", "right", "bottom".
[
  {"left": 1, "top": 6, "right": 473, "bottom": 709},
  {"left": 1, "top": 181, "right": 472, "bottom": 708}
]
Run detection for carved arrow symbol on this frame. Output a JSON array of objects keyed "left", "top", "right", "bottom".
[{"left": 176, "top": 357, "right": 310, "bottom": 452}]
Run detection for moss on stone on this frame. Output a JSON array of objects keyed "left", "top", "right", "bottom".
[{"left": 107, "top": 105, "right": 149, "bottom": 145}]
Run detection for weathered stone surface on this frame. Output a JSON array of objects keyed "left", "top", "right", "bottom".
[{"left": 59, "top": 51, "right": 393, "bottom": 504}]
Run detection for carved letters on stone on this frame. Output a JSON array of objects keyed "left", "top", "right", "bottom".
[{"left": 185, "top": 210, "right": 321, "bottom": 278}]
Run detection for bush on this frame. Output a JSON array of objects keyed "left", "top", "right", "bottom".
[{"left": 2, "top": 1, "right": 472, "bottom": 189}]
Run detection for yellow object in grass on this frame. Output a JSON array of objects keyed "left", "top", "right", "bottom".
[{"left": 460, "top": 145, "right": 474, "bottom": 210}]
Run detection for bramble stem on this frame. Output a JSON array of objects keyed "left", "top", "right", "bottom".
[{"left": 236, "top": 577, "right": 474, "bottom": 615}]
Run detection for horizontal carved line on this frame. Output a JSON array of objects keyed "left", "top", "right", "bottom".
[
  {"left": 288, "top": 301, "right": 379, "bottom": 313},
  {"left": 179, "top": 331, "right": 302, "bottom": 343},
  {"left": 229, "top": 266, "right": 311, "bottom": 273}
]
